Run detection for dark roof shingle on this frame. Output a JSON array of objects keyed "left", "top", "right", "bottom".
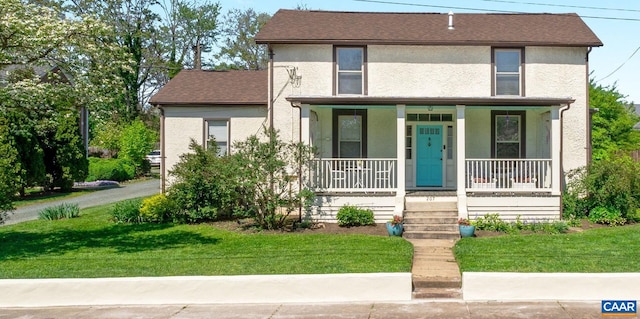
[
  {"left": 150, "top": 69, "right": 268, "bottom": 106},
  {"left": 256, "top": 10, "right": 602, "bottom": 47}
]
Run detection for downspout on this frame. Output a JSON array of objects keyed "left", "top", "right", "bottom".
[
  {"left": 159, "top": 106, "right": 166, "bottom": 194},
  {"left": 269, "top": 46, "right": 274, "bottom": 130},
  {"left": 585, "top": 47, "right": 594, "bottom": 164},
  {"left": 291, "top": 102, "right": 303, "bottom": 223},
  {"left": 559, "top": 102, "right": 572, "bottom": 218}
]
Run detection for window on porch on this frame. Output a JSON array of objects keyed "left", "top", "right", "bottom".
[
  {"left": 491, "top": 111, "right": 526, "bottom": 159},
  {"left": 332, "top": 109, "right": 367, "bottom": 158}
]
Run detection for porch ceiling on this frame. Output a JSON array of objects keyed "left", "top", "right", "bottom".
[{"left": 287, "top": 96, "right": 575, "bottom": 107}]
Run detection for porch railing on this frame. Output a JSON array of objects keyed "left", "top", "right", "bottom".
[
  {"left": 466, "top": 159, "right": 551, "bottom": 191},
  {"left": 308, "top": 158, "right": 397, "bottom": 192}
]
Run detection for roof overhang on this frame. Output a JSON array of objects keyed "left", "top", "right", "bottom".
[
  {"left": 285, "top": 96, "right": 574, "bottom": 107},
  {"left": 152, "top": 102, "right": 267, "bottom": 107}
]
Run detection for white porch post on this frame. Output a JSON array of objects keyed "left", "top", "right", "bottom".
[
  {"left": 456, "top": 105, "right": 468, "bottom": 217},
  {"left": 551, "top": 105, "right": 562, "bottom": 196},
  {"left": 300, "top": 104, "right": 311, "bottom": 145},
  {"left": 395, "top": 104, "right": 406, "bottom": 215}
]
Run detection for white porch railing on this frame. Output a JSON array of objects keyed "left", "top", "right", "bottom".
[
  {"left": 466, "top": 159, "right": 552, "bottom": 191},
  {"left": 308, "top": 158, "right": 397, "bottom": 192}
]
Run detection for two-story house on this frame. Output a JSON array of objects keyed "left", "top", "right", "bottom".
[{"left": 151, "top": 9, "right": 602, "bottom": 224}]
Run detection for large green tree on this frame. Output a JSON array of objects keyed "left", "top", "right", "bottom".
[
  {"left": 590, "top": 80, "right": 640, "bottom": 161},
  {"left": 215, "top": 8, "right": 270, "bottom": 70}
]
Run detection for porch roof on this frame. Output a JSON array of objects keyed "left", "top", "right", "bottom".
[{"left": 286, "top": 96, "right": 575, "bottom": 107}]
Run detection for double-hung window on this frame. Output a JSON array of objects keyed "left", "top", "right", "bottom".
[
  {"left": 206, "top": 119, "right": 229, "bottom": 156},
  {"left": 491, "top": 111, "right": 526, "bottom": 158},
  {"left": 494, "top": 48, "right": 523, "bottom": 96},
  {"left": 335, "top": 47, "right": 365, "bottom": 95},
  {"left": 333, "top": 109, "right": 367, "bottom": 158}
]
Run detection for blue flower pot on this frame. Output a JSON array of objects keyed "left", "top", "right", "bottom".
[
  {"left": 459, "top": 225, "right": 476, "bottom": 238},
  {"left": 386, "top": 222, "right": 403, "bottom": 236}
]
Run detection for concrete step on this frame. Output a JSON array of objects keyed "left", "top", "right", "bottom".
[
  {"left": 413, "top": 287, "right": 462, "bottom": 299},
  {"left": 403, "top": 224, "right": 458, "bottom": 232},
  {"left": 405, "top": 201, "right": 458, "bottom": 212},
  {"left": 403, "top": 211, "right": 458, "bottom": 218},
  {"left": 403, "top": 217, "right": 459, "bottom": 224},
  {"left": 413, "top": 276, "right": 461, "bottom": 289},
  {"left": 404, "top": 231, "right": 460, "bottom": 240}
]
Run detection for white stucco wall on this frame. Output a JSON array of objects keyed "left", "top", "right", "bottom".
[
  {"left": 525, "top": 47, "right": 589, "bottom": 171},
  {"left": 368, "top": 45, "right": 490, "bottom": 96},
  {"left": 162, "top": 105, "right": 267, "bottom": 185}
]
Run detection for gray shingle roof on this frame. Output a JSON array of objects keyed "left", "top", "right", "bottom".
[
  {"left": 150, "top": 70, "right": 267, "bottom": 106},
  {"left": 256, "top": 10, "right": 602, "bottom": 47}
]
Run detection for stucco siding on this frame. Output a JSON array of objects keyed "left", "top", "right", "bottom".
[
  {"left": 368, "top": 46, "right": 490, "bottom": 96},
  {"left": 525, "top": 47, "right": 589, "bottom": 171},
  {"left": 162, "top": 106, "right": 267, "bottom": 185}
]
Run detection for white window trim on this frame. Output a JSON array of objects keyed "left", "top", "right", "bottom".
[
  {"left": 205, "top": 119, "right": 230, "bottom": 156},
  {"left": 335, "top": 46, "right": 365, "bottom": 96}
]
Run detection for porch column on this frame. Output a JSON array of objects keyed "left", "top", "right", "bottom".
[
  {"left": 395, "top": 104, "right": 406, "bottom": 215},
  {"left": 300, "top": 104, "right": 311, "bottom": 145},
  {"left": 456, "top": 105, "right": 468, "bottom": 217},
  {"left": 551, "top": 105, "right": 562, "bottom": 196}
]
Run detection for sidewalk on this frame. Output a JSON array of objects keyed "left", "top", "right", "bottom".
[{"left": 0, "top": 301, "right": 603, "bottom": 318}]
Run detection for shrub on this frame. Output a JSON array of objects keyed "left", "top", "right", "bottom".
[
  {"left": 336, "top": 205, "right": 375, "bottom": 227},
  {"left": 38, "top": 203, "right": 80, "bottom": 220},
  {"left": 139, "top": 194, "right": 177, "bottom": 223},
  {"left": 87, "top": 157, "right": 135, "bottom": 182},
  {"left": 473, "top": 213, "right": 510, "bottom": 232},
  {"left": 118, "top": 120, "right": 157, "bottom": 176},
  {"left": 588, "top": 206, "right": 626, "bottom": 226},
  {"left": 564, "top": 153, "right": 640, "bottom": 223},
  {"left": 111, "top": 198, "right": 143, "bottom": 223}
]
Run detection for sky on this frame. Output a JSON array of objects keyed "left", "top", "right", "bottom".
[{"left": 216, "top": 0, "right": 640, "bottom": 104}]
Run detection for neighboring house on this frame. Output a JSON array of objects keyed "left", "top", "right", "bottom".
[
  {"left": 634, "top": 104, "right": 640, "bottom": 130},
  {"left": 152, "top": 10, "right": 602, "bottom": 222}
]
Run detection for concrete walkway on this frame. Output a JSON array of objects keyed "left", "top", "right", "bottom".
[
  {"left": 408, "top": 238, "right": 462, "bottom": 298},
  {"left": 0, "top": 301, "right": 605, "bottom": 318}
]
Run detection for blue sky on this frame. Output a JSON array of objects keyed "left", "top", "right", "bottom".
[{"left": 218, "top": 0, "right": 639, "bottom": 103}]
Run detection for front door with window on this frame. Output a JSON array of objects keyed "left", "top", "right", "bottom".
[{"left": 416, "top": 125, "right": 443, "bottom": 187}]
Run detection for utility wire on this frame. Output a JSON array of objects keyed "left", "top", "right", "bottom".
[
  {"left": 354, "top": 0, "right": 640, "bottom": 21},
  {"left": 598, "top": 45, "right": 640, "bottom": 81},
  {"left": 479, "top": 0, "right": 640, "bottom": 13}
]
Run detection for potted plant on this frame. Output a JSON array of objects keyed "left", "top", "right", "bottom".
[
  {"left": 458, "top": 218, "right": 475, "bottom": 238},
  {"left": 386, "top": 215, "right": 403, "bottom": 236}
]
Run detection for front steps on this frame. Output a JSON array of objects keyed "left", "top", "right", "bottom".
[
  {"left": 403, "top": 198, "right": 459, "bottom": 240},
  {"left": 403, "top": 196, "right": 462, "bottom": 299}
]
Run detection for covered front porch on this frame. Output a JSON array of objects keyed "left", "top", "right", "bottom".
[{"left": 290, "top": 96, "right": 572, "bottom": 220}]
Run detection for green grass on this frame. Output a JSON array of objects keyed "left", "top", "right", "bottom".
[
  {"left": 454, "top": 224, "right": 640, "bottom": 272},
  {"left": 0, "top": 202, "right": 413, "bottom": 278}
]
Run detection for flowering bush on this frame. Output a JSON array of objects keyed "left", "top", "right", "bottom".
[
  {"left": 458, "top": 218, "right": 472, "bottom": 226},
  {"left": 389, "top": 215, "right": 403, "bottom": 226}
]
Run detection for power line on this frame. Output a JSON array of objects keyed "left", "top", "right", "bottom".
[
  {"left": 479, "top": 0, "right": 640, "bottom": 13},
  {"left": 598, "top": 45, "right": 640, "bottom": 81},
  {"left": 354, "top": 0, "right": 640, "bottom": 21}
]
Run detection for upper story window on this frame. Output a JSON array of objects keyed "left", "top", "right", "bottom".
[
  {"left": 206, "top": 119, "right": 229, "bottom": 156},
  {"left": 335, "top": 46, "right": 366, "bottom": 95},
  {"left": 494, "top": 48, "right": 523, "bottom": 96}
]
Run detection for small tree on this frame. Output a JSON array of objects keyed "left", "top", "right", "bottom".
[
  {"left": 233, "top": 128, "right": 314, "bottom": 229},
  {"left": 118, "top": 119, "right": 157, "bottom": 174}
]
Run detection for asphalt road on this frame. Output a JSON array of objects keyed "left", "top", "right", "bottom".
[{"left": 3, "top": 179, "right": 161, "bottom": 226}]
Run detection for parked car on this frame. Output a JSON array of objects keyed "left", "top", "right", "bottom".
[{"left": 146, "top": 150, "right": 161, "bottom": 166}]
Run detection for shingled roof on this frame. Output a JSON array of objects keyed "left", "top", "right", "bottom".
[
  {"left": 256, "top": 10, "right": 602, "bottom": 47},
  {"left": 150, "top": 70, "right": 267, "bottom": 106}
]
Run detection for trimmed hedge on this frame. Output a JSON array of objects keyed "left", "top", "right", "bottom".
[{"left": 86, "top": 157, "right": 135, "bottom": 182}]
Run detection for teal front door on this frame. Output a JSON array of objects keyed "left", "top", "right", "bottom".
[{"left": 416, "top": 125, "right": 443, "bottom": 187}]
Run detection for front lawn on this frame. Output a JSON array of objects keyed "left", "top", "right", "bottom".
[
  {"left": 0, "top": 202, "right": 413, "bottom": 278},
  {"left": 454, "top": 224, "right": 640, "bottom": 272}
]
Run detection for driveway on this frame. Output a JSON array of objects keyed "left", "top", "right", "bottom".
[{"left": 3, "top": 179, "right": 161, "bottom": 226}]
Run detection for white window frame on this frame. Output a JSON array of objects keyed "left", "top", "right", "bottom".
[
  {"left": 335, "top": 46, "right": 365, "bottom": 95},
  {"left": 494, "top": 48, "right": 522, "bottom": 96},
  {"left": 205, "top": 119, "right": 229, "bottom": 156}
]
